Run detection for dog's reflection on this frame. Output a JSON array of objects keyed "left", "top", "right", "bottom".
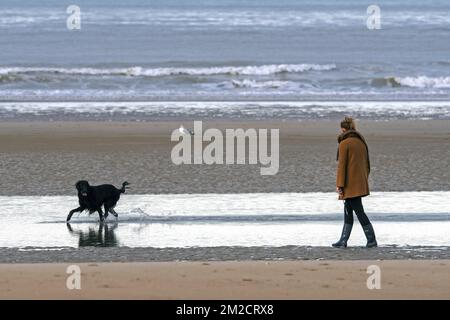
[{"left": 66, "top": 222, "right": 119, "bottom": 247}]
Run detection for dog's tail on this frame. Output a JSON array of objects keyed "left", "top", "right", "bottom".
[{"left": 120, "top": 181, "right": 130, "bottom": 193}]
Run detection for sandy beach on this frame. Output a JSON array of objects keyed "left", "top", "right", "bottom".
[
  {"left": 0, "top": 119, "right": 449, "bottom": 195},
  {"left": 1, "top": 119, "right": 449, "bottom": 299},
  {"left": 1, "top": 260, "right": 449, "bottom": 299}
]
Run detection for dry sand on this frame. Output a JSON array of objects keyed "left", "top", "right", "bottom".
[
  {"left": 0, "top": 260, "right": 449, "bottom": 299},
  {"left": 0, "top": 120, "right": 449, "bottom": 195}
]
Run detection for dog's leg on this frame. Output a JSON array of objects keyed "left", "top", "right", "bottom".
[
  {"left": 97, "top": 208, "right": 105, "bottom": 222},
  {"left": 103, "top": 205, "right": 109, "bottom": 220},
  {"left": 66, "top": 223, "right": 74, "bottom": 233},
  {"left": 110, "top": 208, "right": 119, "bottom": 219},
  {"left": 67, "top": 206, "right": 84, "bottom": 222}
]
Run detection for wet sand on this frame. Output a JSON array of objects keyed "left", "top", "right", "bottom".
[
  {"left": 1, "top": 246, "right": 450, "bottom": 263},
  {"left": 0, "top": 120, "right": 449, "bottom": 195},
  {"left": 1, "top": 260, "right": 449, "bottom": 299}
]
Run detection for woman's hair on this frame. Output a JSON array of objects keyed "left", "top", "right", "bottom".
[{"left": 340, "top": 116, "right": 356, "bottom": 130}]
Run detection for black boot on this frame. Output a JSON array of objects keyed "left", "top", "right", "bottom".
[
  {"left": 332, "top": 223, "right": 353, "bottom": 248},
  {"left": 363, "top": 223, "right": 378, "bottom": 248}
]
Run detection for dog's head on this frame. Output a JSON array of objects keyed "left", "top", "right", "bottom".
[{"left": 75, "top": 180, "right": 90, "bottom": 197}]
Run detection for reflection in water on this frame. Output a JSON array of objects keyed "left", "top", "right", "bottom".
[{"left": 66, "top": 222, "right": 119, "bottom": 247}]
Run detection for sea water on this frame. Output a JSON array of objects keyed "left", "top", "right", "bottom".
[
  {"left": 0, "top": 192, "right": 448, "bottom": 248},
  {"left": 1, "top": 0, "right": 450, "bottom": 102}
]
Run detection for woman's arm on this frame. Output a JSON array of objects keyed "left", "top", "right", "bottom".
[{"left": 336, "top": 141, "right": 348, "bottom": 189}]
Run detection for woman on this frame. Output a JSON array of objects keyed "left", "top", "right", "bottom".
[{"left": 333, "top": 117, "right": 377, "bottom": 248}]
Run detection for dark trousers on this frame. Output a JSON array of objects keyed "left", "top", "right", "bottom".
[{"left": 344, "top": 197, "right": 371, "bottom": 226}]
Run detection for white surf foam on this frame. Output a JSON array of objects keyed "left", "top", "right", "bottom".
[
  {"left": 1, "top": 101, "right": 449, "bottom": 120},
  {"left": 229, "top": 79, "right": 297, "bottom": 89},
  {"left": 395, "top": 76, "right": 450, "bottom": 88},
  {"left": 0, "top": 64, "right": 336, "bottom": 77}
]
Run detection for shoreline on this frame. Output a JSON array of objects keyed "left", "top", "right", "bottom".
[
  {"left": 1, "top": 100, "right": 450, "bottom": 122},
  {"left": 2, "top": 246, "right": 450, "bottom": 264}
]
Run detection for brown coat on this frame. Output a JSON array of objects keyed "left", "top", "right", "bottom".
[{"left": 336, "top": 130, "right": 370, "bottom": 200}]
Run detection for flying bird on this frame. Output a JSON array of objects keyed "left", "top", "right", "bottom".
[{"left": 179, "top": 124, "right": 194, "bottom": 135}]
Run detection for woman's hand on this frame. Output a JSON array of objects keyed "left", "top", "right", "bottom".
[{"left": 336, "top": 187, "right": 343, "bottom": 194}]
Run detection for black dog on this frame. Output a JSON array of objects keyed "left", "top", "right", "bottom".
[{"left": 67, "top": 181, "right": 129, "bottom": 222}]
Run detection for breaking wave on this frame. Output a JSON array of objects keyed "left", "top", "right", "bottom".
[
  {"left": 0, "top": 64, "right": 336, "bottom": 79},
  {"left": 229, "top": 79, "right": 296, "bottom": 89},
  {"left": 372, "top": 76, "right": 450, "bottom": 88},
  {"left": 396, "top": 76, "right": 450, "bottom": 88}
]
